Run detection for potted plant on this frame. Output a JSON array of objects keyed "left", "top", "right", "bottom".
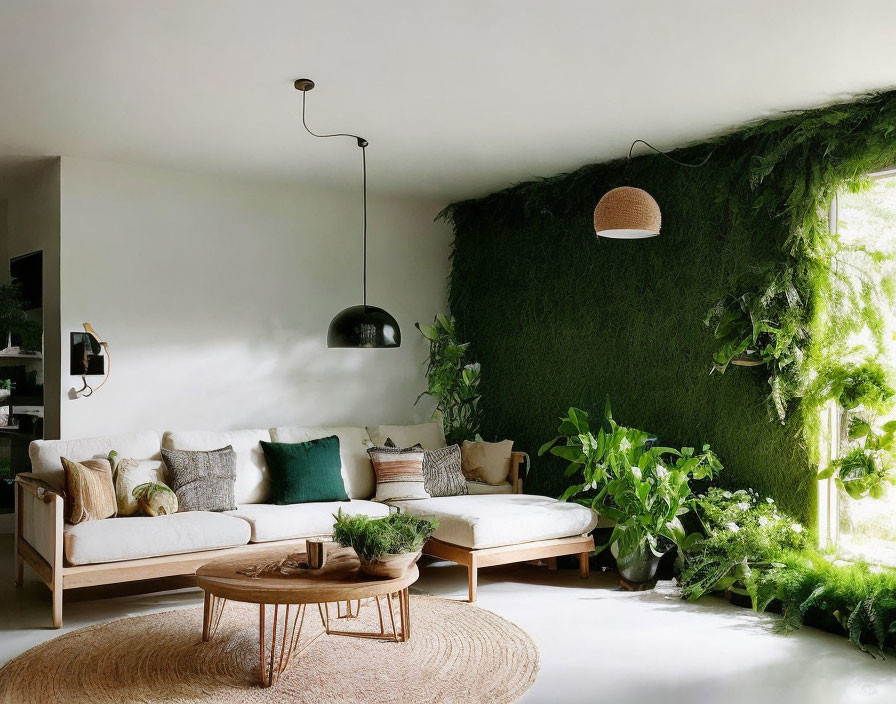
[
  {"left": 415, "top": 314, "right": 482, "bottom": 445},
  {"left": 816, "top": 358, "right": 896, "bottom": 500},
  {"left": 332, "top": 509, "right": 439, "bottom": 578},
  {"left": 540, "top": 399, "right": 722, "bottom": 586},
  {"left": 704, "top": 268, "right": 808, "bottom": 422},
  {"left": 679, "top": 487, "right": 806, "bottom": 605},
  {"left": 0, "top": 283, "right": 27, "bottom": 352}
]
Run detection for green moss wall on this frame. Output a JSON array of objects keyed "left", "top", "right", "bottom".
[{"left": 444, "top": 92, "right": 896, "bottom": 523}]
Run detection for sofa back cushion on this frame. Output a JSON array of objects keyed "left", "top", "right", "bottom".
[
  {"left": 366, "top": 421, "right": 446, "bottom": 451},
  {"left": 269, "top": 426, "right": 374, "bottom": 499},
  {"left": 30, "top": 430, "right": 162, "bottom": 491},
  {"left": 162, "top": 429, "right": 270, "bottom": 504}
]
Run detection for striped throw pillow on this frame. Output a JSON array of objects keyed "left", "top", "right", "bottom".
[
  {"left": 61, "top": 456, "right": 117, "bottom": 524},
  {"left": 367, "top": 445, "right": 431, "bottom": 502}
]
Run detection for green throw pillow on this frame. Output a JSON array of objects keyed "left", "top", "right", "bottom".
[{"left": 260, "top": 436, "right": 349, "bottom": 504}]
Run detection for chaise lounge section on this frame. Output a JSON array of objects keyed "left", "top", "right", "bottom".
[{"left": 15, "top": 422, "right": 597, "bottom": 627}]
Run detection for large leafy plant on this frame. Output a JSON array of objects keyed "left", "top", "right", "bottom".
[
  {"left": 416, "top": 314, "right": 482, "bottom": 445},
  {"left": 332, "top": 510, "right": 439, "bottom": 561},
  {"left": 539, "top": 399, "right": 722, "bottom": 561},
  {"left": 679, "top": 487, "right": 806, "bottom": 601}
]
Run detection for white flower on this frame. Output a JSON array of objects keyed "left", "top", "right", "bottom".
[
  {"left": 631, "top": 467, "right": 642, "bottom": 480},
  {"left": 791, "top": 524, "right": 803, "bottom": 534},
  {"left": 619, "top": 437, "right": 632, "bottom": 452},
  {"left": 655, "top": 463, "right": 669, "bottom": 480},
  {"left": 737, "top": 502, "right": 750, "bottom": 511},
  {"left": 773, "top": 513, "right": 780, "bottom": 520},
  {"left": 725, "top": 522, "right": 740, "bottom": 533},
  {"left": 722, "top": 491, "right": 732, "bottom": 499},
  {"left": 766, "top": 497, "right": 775, "bottom": 504},
  {"left": 758, "top": 516, "right": 769, "bottom": 527}
]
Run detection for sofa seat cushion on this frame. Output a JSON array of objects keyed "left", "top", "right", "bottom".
[
  {"left": 225, "top": 500, "right": 390, "bottom": 543},
  {"left": 466, "top": 480, "right": 513, "bottom": 495},
  {"left": 393, "top": 494, "right": 598, "bottom": 549},
  {"left": 64, "top": 512, "right": 251, "bottom": 566}
]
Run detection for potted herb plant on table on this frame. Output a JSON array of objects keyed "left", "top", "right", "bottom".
[
  {"left": 332, "top": 510, "right": 439, "bottom": 579},
  {"left": 540, "top": 399, "right": 723, "bottom": 587}
]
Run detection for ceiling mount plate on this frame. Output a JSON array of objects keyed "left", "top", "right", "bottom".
[{"left": 294, "top": 78, "right": 315, "bottom": 91}]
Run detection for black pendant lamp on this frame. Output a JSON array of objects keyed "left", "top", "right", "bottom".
[{"left": 295, "top": 78, "right": 401, "bottom": 348}]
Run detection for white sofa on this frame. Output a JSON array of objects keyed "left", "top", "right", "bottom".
[{"left": 14, "top": 422, "right": 597, "bottom": 627}]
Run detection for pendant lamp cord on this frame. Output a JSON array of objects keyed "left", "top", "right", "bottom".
[
  {"left": 301, "top": 90, "right": 369, "bottom": 305},
  {"left": 627, "top": 139, "right": 712, "bottom": 168}
]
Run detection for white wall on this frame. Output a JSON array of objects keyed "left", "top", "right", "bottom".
[
  {"left": 6, "top": 160, "right": 61, "bottom": 438},
  {"left": 58, "top": 157, "right": 451, "bottom": 438}
]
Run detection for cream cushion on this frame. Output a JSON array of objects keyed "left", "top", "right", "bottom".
[
  {"left": 29, "top": 431, "right": 162, "bottom": 491},
  {"left": 226, "top": 500, "right": 390, "bottom": 543},
  {"left": 367, "top": 422, "right": 446, "bottom": 451},
  {"left": 269, "top": 426, "right": 374, "bottom": 499},
  {"left": 394, "top": 494, "right": 598, "bottom": 549},
  {"left": 466, "top": 480, "right": 514, "bottom": 495},
  {"left": 461, "top": 440, "right": 514, "bottom": 485},
  {"left": 64, "top": 511, "right": 250, "bottom": 565},
  {"left": 162, "top": 429, "right": 270, "bottom": 505}
]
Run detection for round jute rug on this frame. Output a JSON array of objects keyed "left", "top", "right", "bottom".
[{"left": 0, "top": 596, "right": 538, "bottom": 704}]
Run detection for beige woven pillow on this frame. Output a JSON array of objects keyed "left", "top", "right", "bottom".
[
  {"left": 61, "top": 456, "right": 117, "bottom": 524},
  {"left": 461, "top": 440, "right": 514, "bottom": 486}
]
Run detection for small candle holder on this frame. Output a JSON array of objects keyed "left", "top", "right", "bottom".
[{"left": 306, "top": 539, "right": 327, "bottom": 569}]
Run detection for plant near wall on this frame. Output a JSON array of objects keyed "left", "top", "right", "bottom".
[
  {"left": 416, "top": 314, "right": 482, "bottom": 445},
  {"left": 705, "top": 267, "right": 809, "bottom": 422},
  {"left": 815, "top": 358, "right": 896, "bottom": 499},
  {"left": 679, "top": 487, "right": 806, "bottom": 601},
  {"left": 540, "top": 399, "right": 722, "bottom": 582},
  {"left": 745, "top": 550, "right": 896, "bottom": 656},
  {"left": 0, "top": 283, "right": 27, "bottom": 347}
]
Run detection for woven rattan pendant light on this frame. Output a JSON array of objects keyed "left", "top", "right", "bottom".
[
  {"left": 593, "top": 186, "right": 661, "bottom": 239},
  {"left": 593, "top": 140, "right": 710, "bottom": 240}
]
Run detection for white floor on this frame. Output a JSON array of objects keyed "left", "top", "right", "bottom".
[{"left": 2, "top": 537, "right": 895, "bottom": 704}]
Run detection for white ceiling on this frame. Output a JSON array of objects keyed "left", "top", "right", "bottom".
[{"left": 1, "top": 0, "right": 895, "bottom": 201}]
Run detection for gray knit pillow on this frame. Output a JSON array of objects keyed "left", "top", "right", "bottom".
[
  {"left": 423, "top": 444, "right": 468, "bottom": 497},
  {"left": 161, "top": 445, "right": 237, "bottom": 512}
]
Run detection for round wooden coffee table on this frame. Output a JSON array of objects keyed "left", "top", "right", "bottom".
[{"left": 196, "top": 546, "right": 419, "bottom": 687}]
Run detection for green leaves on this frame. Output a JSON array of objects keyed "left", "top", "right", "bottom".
[
  {"left": 545, "top": 398, "right": 724, "bottom": 560},
  {"left": 332, "top": 508, "right": 439, "bottom": 561},
  {"left": 415, "top": 315, "right": 482, "bottom": 445}
]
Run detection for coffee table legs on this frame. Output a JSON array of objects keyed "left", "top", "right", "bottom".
[
  {"left": 202, "top": 592, "right": 227, "bottom": 642},
  {"left": 323, "top": 588, "right": 410, "bottom": 643},
  {"left": 201, "top": 589, "right": 411, "bottom": 688}
]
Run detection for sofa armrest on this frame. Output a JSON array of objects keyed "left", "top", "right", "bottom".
[
  {"left": 16, "top": 472, "right": 64, "bottom": 503},
  {"left": 510, "top": 452, "right": 526, "bottom": 494},
  {"left": 15, "top": 475, "right": 65, "bottom": 574}
]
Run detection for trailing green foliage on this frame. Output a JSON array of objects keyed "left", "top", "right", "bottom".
[
  {"left": 746, "top": 551, "right": 896, "bottom": 656},
  {"left": 443, "top": 90, "right": 896, "bottom": 522},
  {"left": 540, "top": 400, "right": 721, "bottom": 561},
  {"left": 679, "top": 487, "right": 806, "bottom": 601},
  {"left": 331, "top": 510, "right": 439, "bottom": 561},
  {"left": 819, "top": 358, "right": 896, "bottom": 414},
  {"left": 704, "top": 267, "right": 808, "bottom": 422},
  {"left": 814, "top": 358, "right": 896, "bottom": 500},
  {"left": 681, "top": 486, "right": 896, "bottom": 656},
  {"left": 416, "top": 314, "right": 482, "bottom": 445}
]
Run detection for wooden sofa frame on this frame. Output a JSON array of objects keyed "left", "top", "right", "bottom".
[
  {"left": 14, "top": 479, "right": 331, "bottom": 628},
  {"left": 15, "top": 451, "right": 594, "bottom": 626},
  {"left": 423, "top": 452, "right": 594, "bottom": 601}
]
